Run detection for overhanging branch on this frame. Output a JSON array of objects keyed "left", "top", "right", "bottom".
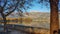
[
  {"left": 5, "top": 0, "right": 19, "bottom": 17},
  {"left": 3, "top": 0, "right": 7, "bottom": 8}
]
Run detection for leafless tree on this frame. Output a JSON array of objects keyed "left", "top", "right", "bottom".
[{"left": 0, "top": 0, "right": 34, "bottom": 31}]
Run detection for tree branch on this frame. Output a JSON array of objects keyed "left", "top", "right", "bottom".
[
  {"left": 3, "top": 0, "right": 7, "bottom": 8},
  {"left": 4, "top": 5, "right": 16, "bottom": 11},
  {"left": 5, "top": 0, "right": 19, "bottom": 17}
]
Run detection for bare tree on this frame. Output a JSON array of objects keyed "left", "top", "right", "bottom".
[{"left": 0, "top": 0, "right": 33, "bottom": 31}]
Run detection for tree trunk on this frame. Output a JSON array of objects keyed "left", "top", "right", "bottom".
[
  {"left": 1, "top": 13, "right": 7, "bottom": 32},
  {"left": 50, "top": 0, "right": 59, "bottom": 34}
]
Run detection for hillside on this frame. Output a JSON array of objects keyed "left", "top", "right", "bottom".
[
  {"left": 24, "top": 12, "right": 50, "bottom": 29},
  {"left": 0, "top": 12, "right": 60, "bottom": 29},
  {"left": 24, "top": 12, "right": 60, "bottom": 29},
  {"left": 1, "top": 12, "right": 60, "bottom": 34}
]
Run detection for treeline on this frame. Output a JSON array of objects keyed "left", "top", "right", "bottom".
[{"left": 0, "top": 17, "right": 32, "bottom": 24}]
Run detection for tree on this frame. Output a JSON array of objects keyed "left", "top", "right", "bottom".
[
  {"left": 50, "top": 0, "right": 59, "bottom": 34},
  {"left": 38, "top": 0, "right": 59, "bottom": 34},
  {"left": 0, "top": 0, "right": 34, "bottom": 31}
]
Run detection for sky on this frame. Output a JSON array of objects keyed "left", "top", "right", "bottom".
[
  {"left": 27, "top": 0, "right": 50, "bottom": 12},
  {"left": 27, "top": 4, "right": 50, "bottom": 12},
  {"left": 0, "top": 0, "right": 60, "bottom": 13},
  {"left": 27, "top": 0, "right": 60, "bottom": 13}
]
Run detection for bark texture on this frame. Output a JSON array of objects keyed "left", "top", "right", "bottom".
[{"left": 50, "top": 0, "right": 59, "bottom": 34}]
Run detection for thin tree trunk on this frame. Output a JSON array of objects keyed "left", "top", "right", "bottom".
[
  {"left": 50, "top": 0, "right": 59, "bottom": 34},
  {"left": 20, "top": 14, "right": 23, "bottom": 24},
  {"left": 21, "top": 17, "right": 22, "bottom": 24},
  {"left": 1, "top": 13, "right": 7, "bottom": 32}
]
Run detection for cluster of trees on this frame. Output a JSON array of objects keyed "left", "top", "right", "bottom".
[
  {"left": 0, "top": 17, "right": 32, "bottom": 24},
  {"left": 7, "top": 18, "right": 32, "bottom": 23},
  {"left": 22, "top": 18, "right": 32, "bottom": 23}
]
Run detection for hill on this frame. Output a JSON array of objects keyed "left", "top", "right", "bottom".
[{"left": 0, "top": 11, "right": 60, "bottom": 29}]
